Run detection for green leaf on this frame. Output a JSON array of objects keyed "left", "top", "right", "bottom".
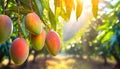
[
  {"left": 20, "top": 16, "right": 29, "bottom": 37},
  {"left": 91, "top": 0, "right": 98, "bottom": 18},
  {"left": 76, "top": 0, "right": 83, "bottom": 20},
  {"left": 101, "top": 30, "right": 114, "bottom": 43},
  {"left": 40, "top": 0, "right": 49, "bottom": 10},
  {"left": 110, "top": 34, "right": 116, "bottom": 46},
  {"left": 48, "top": 8, "right": 57, "bottom": 30},
  {"left": 8, "top": 6, "right": 31, "bottom": 14},
  {"left": 97, "top": 22, "right": 111, "bottom": 31},
  {"left": 113, "top": 1, "right": 120, "bottom": 8},
  {"left": 0, "top": 0, "right": 2, "bottom": 6},
  {"left": 34, "top": 0, "right": 43, "bottom": 18},
  {"left": 0, "top": 5, "right": 2, "bottom": 14}
]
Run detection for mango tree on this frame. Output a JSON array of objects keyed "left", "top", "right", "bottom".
[{"left": 0, "top": 0, "right": 99, "bottom": 66}]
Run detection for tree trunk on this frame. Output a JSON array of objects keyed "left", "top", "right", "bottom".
[
  {"left": 103, "top": 55, "right": 108, "bottom": 65},
  {"left": 113, "top": 56, "right": 120, "bottom": 68},
  {"left": 111, "top": 51, "right": 120, "bottom": 69},
  {"left": 101, "top": 51, "right": 108, "bottom": 65}
]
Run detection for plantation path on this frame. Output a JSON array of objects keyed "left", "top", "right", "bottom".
[{"left": 0, "top": 55, "right": 115, "bottom": 69}]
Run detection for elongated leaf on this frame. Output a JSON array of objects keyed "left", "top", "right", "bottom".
[
  {"left": 55, "top": 7, "right": 61, "bottom": 19},
  {"left": 91, "top": 0, "right": 98, "bottom": 18},
  {"left": 101, "top": 30, "right": 113, "bottom": 43},
  {"left": 114, "top": 1, "right": 120, "bottom": 8},
  {"left": 20, "top": 16, "right": 29, "bottom": 37},
  {"left": 48, "top": 9, "right": 57, "bottom": 30},
  {"left": 110, "top": 34, "right": 116, "bottom": 46},
  {"left": 34, "top": 0, "right": 43, "bottom": 18},
  {"left": 97, "top": 23, "right": 111, "bottom": 31},
  {"left": 60, "top": 8, "right": 68, "bottom": 21},
  {"left": 32, "top": 0, "right": 40, "bottom": 16},
  {"left": 54, "top": 0, "right": 62, "bottom": 19},
  {"left": 0, "top": 5, "right": 2, "bottom": 14},
  {"left": 40, "top": 0, "right": 49, "bottom": 10},
  {"left": 76, "top": 0, "right": 83, "bottom": 20},
  {"left": 64, "top": 0, "right": 75, "bottom": 20}
]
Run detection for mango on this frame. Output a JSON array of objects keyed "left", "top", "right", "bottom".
[
  {"left": 31, "top": 29, "right": 46, "bottom": 51},
  {"left": 0, "top": 15, "right": 13, "bottom": 43},
  {"left": 25, "top": 12, "right": 42, "bottom": 35},
  {"left": 45, "top": 31, "right": 61, "bottom": 56},
  {"left": 10, "top": 38, "right": 29, "bottom": 65}
]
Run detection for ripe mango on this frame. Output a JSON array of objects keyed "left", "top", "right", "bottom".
[
  {"left": 10, "top": 38, "right": 29, "bottom": 65},
  {"left": 0, "top": 15, "right": 13, "bottom": 43},
  {"left": 25, "top": 12, "right": 42, "bottom": 35},
  {"left": 31, "top": 29, "right": 46, "bottom": 51},
  {"left": 45, "top": 31, "right": 61, "bottom": 56}
]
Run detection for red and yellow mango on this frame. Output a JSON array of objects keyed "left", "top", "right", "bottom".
[
  {"left": 45, "top": 31, "right": 61, "bottom": 56},
  {"left": 10, "top": 38, "right": 29, "bottom": 65},
  {"left": 25, "top": 12, "right": 42, "bottom": 35},
  {"left": 31, "top": 29, "right": 46, "bottom": 51},
  {"left": 0, "top": 15, "right": 13, "bottom": 43}
]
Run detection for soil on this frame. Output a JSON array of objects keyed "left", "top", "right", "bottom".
[{"left": 0, "top": 56, "right": 115, "bottom": 69}]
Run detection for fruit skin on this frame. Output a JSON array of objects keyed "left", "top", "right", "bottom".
[
  {"left": 31, "top": 29, "right": 46, "bottom": 51},
  {"left": 25, "top": 12, "right": 42, "bottom": 35},
  {"left": 10, "top": 38, "right": 29, "bottom": 65},
  {"left": 0, "top": 15, "right": 13, "bottom": 43},
  {"left": 45, "top": 31, "right": 60, "bottom": 56}
]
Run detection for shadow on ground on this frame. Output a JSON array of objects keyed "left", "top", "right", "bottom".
[{"left": 0, "top": 56, "right": 115, "bottom": 69}]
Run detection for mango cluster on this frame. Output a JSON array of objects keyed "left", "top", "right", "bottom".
[
  {"left": 0, "top": 12, "right": 61, "bottom": 65},
  {"left": 25, "top": 12, "right": 61, "bottom": 56},
  {"left": 25, "top": 12, "right": 45, "bottom": 51},
  {"left": 0, "top": 14, "right": 28, "bottom": 65}
]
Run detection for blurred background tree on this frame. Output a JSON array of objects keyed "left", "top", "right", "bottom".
[{"left": 63, "top": 0, "right": 120, "bottom": 68}]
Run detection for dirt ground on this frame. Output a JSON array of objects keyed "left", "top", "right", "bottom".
[{"left": 0, "top": 55, "right": 115, "bottom": 69}]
